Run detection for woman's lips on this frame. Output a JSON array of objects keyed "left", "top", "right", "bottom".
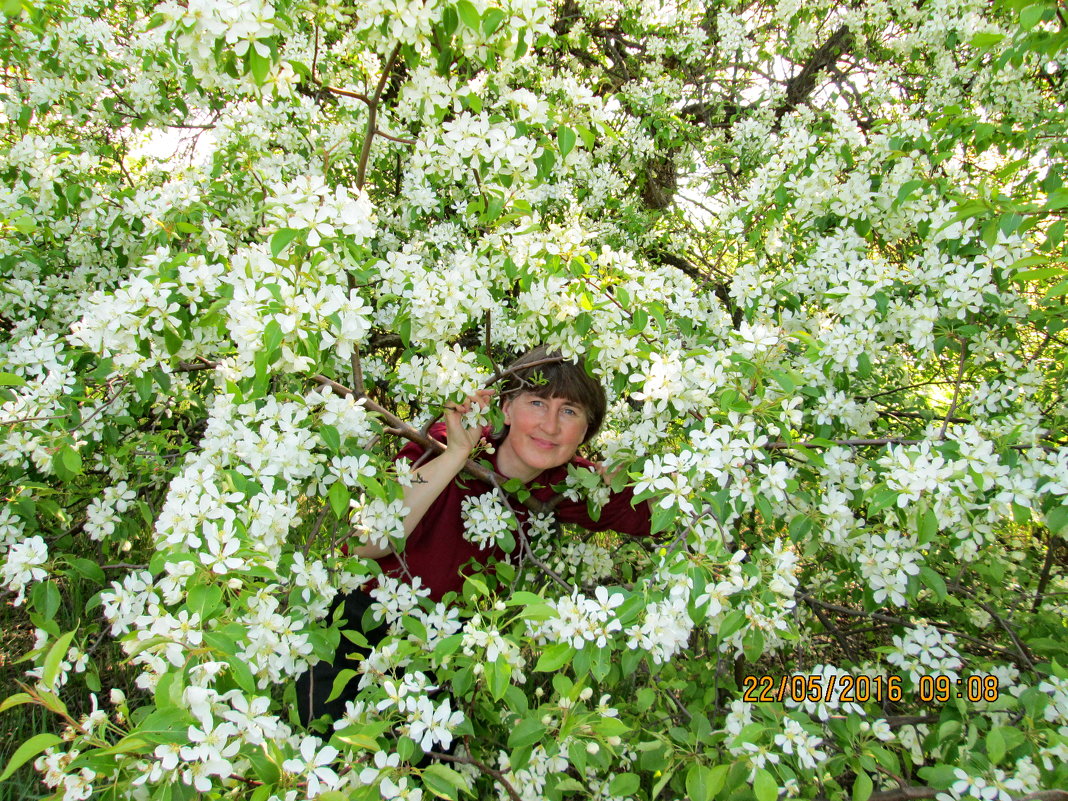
[{"left": 531, "top": 437, "right": 556, "bottom": 449}]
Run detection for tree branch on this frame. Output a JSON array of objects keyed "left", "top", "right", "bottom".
[
  {"left": 776, "top": 25, "right": 854, "bottom": 122},
  {"left": 939, "top": 342, "right": 968, "bottom": 439},
  {"left": 485, "top": 471, "right": 574, "bottom": 593},
  {"left": 1033, "top": 528, "right": 1058, "bottom": 613},
  {"left": 427, "top": 751, "right": 522, "bottom": 801},
  {"left": 355, "top": 44, "right": 402, "bottom": 190},
  {"left": 869, "top": 788, "right": 938, "bottom": 801}
]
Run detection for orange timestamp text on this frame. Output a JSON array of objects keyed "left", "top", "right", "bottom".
[
  {"left": 743, "top": 673, "right": 903, "bottom": 703},
  {"left": 742, "top": 673, "right": 1001, "bottom": 704}
]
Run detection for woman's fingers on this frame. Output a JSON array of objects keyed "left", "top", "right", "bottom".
[{"left": 448, "top": 389, "right": 494, "bottom": 415}]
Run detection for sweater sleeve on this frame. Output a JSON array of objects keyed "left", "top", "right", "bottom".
[
  {"left": 553, "top": 472, "right": 652, "bottom": 539},
  {"left": 394, "top": 423, "right": 446, "bottom": 466}
]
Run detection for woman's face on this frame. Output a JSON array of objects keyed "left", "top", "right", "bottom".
[{"left": 497, "top": 392, "right": 589, "bottom": 481}]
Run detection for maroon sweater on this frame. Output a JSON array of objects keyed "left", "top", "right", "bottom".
[{"left": 375, "top": 423, "right": 651, "bottom": 601}]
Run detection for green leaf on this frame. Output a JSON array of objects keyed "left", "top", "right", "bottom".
[
  {"left": 456, "top": 0, "right": 480, "bottom": 30},
  {"left": 742, "top": 627, "right": 765, "bottom": 663},
  {"left": 229, "top": 657, "right": 257, "bottom": 694},
  {"left": 504, "top": 591, "right": 545, "bottom": 607},
  {"left": 245, "top": 746, "right": 281, "bottom": 784},
  {"left": 3, "top": 0, "right": 23, "bottom": 19},
  {"left": 894, "top": 179, "right": 923, "bottom": 207},
  {"left": 719, "top": 388, "right": 749, "bottom": 413},
  {"left": 163, "top": 324, "right": 183, "bottom": 356},
  {"left": 986, "top": 726, "right": 1006, "bottom": 764},
  {"left": 717, "top": 609, "right": 747, "bottom": 639},
  {"left": 463, "top": 575, "right": 489, "bottom": 599},
  {"left": 264, "top": 319, "right": 283, "bottom": 357},
  {"left": 0, "top": 733, "right": 63, "bottom": 782},
  {"left": 553, "top": 777, "right": 586, "bottom": 793},
  {"left": 685, "top": 764, "right": 712, "bottom": 801},
  {"left": 482, "top": 7, "right": 506, "bottom": 35},
  {"left": 1046, "top": 506, "right": 1068, "bottom": 535},
  {"left": 919, "top": 566, "right": 947, "bottom": 602},
  {"left": 329, "top": 481, "right": 351, "bottom": 518},
  {"left": 970, "top": 31, "right": 1004, "bottom": 47},
  {"left": 30, "top": 580, "right": 61, "bottom": 620},
  {"left": 507, "top": 717, "right": 546, "bottom": 749},
  {"left": 770, "top": 369, "right": 795, "bottom": 393},
  {"left": 652, "top": 765, "right": 678, "bottom": 800},
  {"left": 853, "top": 771, "right": 873, "bottom": 801},
  {"left": 441, "top": 4, "right": 459, "bottom": 35},
  {"left": 60, "top": 445, "right": 83, "bottom": 476},
  {"left": 186, "top": 584, "right": 223, "bottom": 619},
  {"left": 0, "top": 693, "right": 33, "bottom": 713},
  {"left": 41, "top": 630, "right": 76, "bottom": 689},
  {"left": 534, "top": 642, "right": 574, "bottom": 672},
  {"left": 558, "top": 125, "right": 576, "bottom": 159},
  {"left": 486, "top": 658, "right": 511, "bottom": 700},
  {"left": 705, "top": 765, "right": 729, "bottom": 797},
  {"left": 326, "top": 669, "right": 357, "bottom": 704},
  {"left": 0, "top": 372, "right": 27, "bottom": 387},
  {"left": 271, "top": 228, "right": 300, "bottom": 257},
  {"left": 320, "top": 424, "right": 341, "bottom": 452},
  {"left": 632, "top": 307, "right": 649, "bottom": 332},
  {"left": 1013, "top": 266, "right": 1065, "bottom": 282},
  {"left": 918, "top": 507, "right": 938, "bottom": 543},
  {"left": 1046, "top": 279, "right": 1068, "bottom": 298},
  {"left": 422, "top": 763, "right": 470, "bottom": 800},
  {"left": 609, "top": 773, "right": 640, "bottom": 796},
  {"left": 401, "top": 614, "right": 428, "bottom": 641},
  {"left": 1020, "top": 3, "right": 1045, "bottom": 29},
  {"left": 249, "top": 46, "right": 271, "bottom": 84},
  {"left": 753, "top": 769, "right": 778, "bottom": 801},
  {"left": 67, "top": 559, "right": 106, "bottom": 585}
]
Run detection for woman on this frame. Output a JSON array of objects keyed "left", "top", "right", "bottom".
[{"left": 298, "top": 347, "right": 650, "bottom": 724}]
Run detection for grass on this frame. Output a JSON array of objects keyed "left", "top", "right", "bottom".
[{"left": 0, "top": 609, "right": 52, "bottom": 801}]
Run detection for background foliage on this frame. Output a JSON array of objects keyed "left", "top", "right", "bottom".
[{"left": 1, "top": 0, "right": 1067, "bottom": 799}]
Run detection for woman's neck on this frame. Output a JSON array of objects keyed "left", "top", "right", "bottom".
[{"left": 494, "top": 437, "right": 543, "bottom": 484}]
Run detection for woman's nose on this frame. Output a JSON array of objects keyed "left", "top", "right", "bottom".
[{"left": 540, "top": 412, "right": 560, "bottom": 434}]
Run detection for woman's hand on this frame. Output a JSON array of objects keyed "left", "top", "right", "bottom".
[{"left": 443, "top": 388, "right": 493, "bottom": 456}]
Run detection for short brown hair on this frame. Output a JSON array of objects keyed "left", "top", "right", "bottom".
[{"left": 498, "top": 346, "right": 606, "bottom": 444}]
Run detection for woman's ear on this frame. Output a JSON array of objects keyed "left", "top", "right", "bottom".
[{"left": 501, "top": 397, "right": 512, "bottom": 425}]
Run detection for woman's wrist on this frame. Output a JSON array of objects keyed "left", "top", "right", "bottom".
[{"left": 441, "top": 444, "right": 474, "bottom": 467}]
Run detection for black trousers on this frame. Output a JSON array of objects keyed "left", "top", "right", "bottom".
[{"left": 296, "top": 590, "right": 388, "bottom": 726}]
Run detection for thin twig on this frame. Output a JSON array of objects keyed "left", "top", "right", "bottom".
[
  {"left": 939, "top": 342, "right": 968, "bottom": 440},
  {"left": 355, "top": 44, "right": 402, "bottom": 189},
  {"left": 1026, "top": 332, "right": 1052, "bottom": 365},
  {"left": 767, "top": 437, "right": 923, "bottom": 450},
  {"left": 485, "top": 471, "right": 574, "bottom": 593},
  {"left": 858, "top": 380, "right": 959, "bottom": 401},
  {"left": 374, "top": 127, "right": 416, "bottom": 145},
  {"left": 868, "top": 788, "right": 938, "bottom": 801},
  {"left": 302, "top": 503, "right": 331, "bottom": 558},
  {"left": 802, "top": 594, "right": 859, "bottom": 663},
  {"left": 319, "top": 84, "right": 372, "bottom": 104},
  {"left": 1033, "top": 530, "right": 1058, "bottom": 613},
  {"left": 951, "top": 585, "right": 1035, "bottom": 670},
  {"left": 797, "top": 592, "right": 1025, "bottom": 664},
  {"left": 350, "top": 346, "right": 366, "bottom": 398},
  {"left": 426, "top": 751, "right": 522, "bottom": 801}
]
